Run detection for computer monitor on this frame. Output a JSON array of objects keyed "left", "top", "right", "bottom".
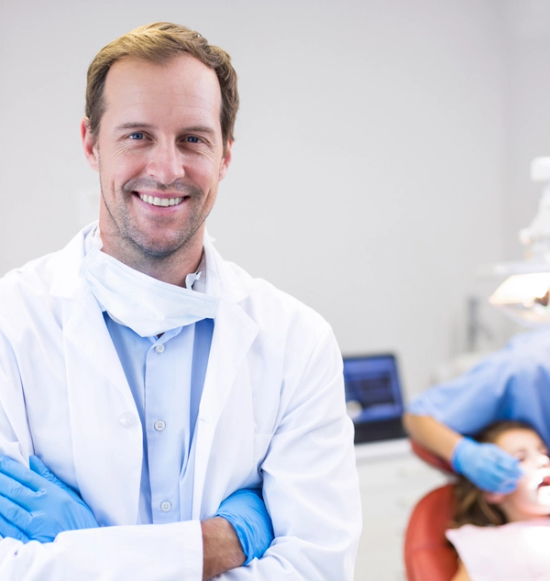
[{"left": 343, "top": 353, "right": 407, "bottom": 444}]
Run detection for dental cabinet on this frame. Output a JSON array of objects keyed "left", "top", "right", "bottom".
[{"left": 354, "top": 439, "right": 448, "bottom": 581}]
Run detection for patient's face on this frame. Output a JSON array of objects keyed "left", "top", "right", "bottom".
[{"left": 493, "top": 428, "right": 550, "bottom": 522}]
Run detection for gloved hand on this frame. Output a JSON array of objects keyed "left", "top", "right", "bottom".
[
  {"left": 451, "top": 437, "right": 523, "bottom": 493},
  {"left": 214, "top": 488, "right": 274, "bottom": 565},
  {"left": 0, "top": 454, "right": 98, "bottom": 543}
]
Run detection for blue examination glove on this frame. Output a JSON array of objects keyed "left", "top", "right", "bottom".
[
  {"left": 0, "top": 454, "right": 98, "bottom": 543},
  {"left": 451, "top": 437, "right": 523, "bottom": 493},
  {"left": 215, "top": 488, "right": 274, "bottom": 565}
]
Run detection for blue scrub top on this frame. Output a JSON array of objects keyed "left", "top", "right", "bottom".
[{"left": 408, "top": 328, "right": 550, "bottom": 446}]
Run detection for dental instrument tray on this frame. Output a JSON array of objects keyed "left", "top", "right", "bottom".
[{"left": 343, "top": 353, "right": 407, "bottom": 444}]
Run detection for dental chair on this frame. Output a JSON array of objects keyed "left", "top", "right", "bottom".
[{"left": 403, "top": 441, "right": 458, "bottom": 581}]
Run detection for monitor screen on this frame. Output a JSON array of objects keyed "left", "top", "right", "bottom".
[{"left": 343, "top": 353, "right": 406, "bottom": 443}]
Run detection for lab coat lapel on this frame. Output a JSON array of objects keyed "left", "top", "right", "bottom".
[
  {"left": 191, "top": 297, "right": 258, "bottom": 519},
  {"left": 50, "top": 230, "right": 143, "bottom": 526}
]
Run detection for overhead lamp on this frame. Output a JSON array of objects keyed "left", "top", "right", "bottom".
[{"left": 485, "top": 157, "right": 550, "bottom": 326}]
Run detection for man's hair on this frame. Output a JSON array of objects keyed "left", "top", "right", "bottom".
[
  {"left": 85, "top": 22, "right": 239, "bottom": 148},
  {"left": 451, "top": 420, "right": 536, "bottom": 528}
]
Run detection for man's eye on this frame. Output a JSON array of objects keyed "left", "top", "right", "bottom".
[
  {"left": 185, "top": 136, "right": 200, "bottom": 143},
  {"left": 129, "top": 132, "right": 144, "bottom": 140}
]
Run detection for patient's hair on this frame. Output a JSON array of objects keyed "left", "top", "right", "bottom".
[
  {"left": 451, "top": 420, "right": 535, "bottom": 528},
  {"left": 85, "top": 22, "right": 239, "bottom": 149}
]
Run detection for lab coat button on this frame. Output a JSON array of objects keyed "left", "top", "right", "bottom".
[
  {"left": 119, "top": 412, "right": 137, "bottom": 428},
  {"left": 160, "top": 501, "right": 172, "bottom": 512},
  {"left": 155, "top": 344, "right": 165, "bottom": 353},
  {"left": 154, "top": 420, "right": 166, "bottom": 432}
]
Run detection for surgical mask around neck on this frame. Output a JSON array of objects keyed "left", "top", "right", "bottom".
[{"left": 80, "top": 246, "right": 219, "bottom": 337}]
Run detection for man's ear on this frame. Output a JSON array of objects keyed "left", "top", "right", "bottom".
[
  {"left": 81, "top": 117, "right": 99, "bottom": 172},
  {"left": 484, "top": 491, "right": 506, "bottom": 505},
  {"left": 218, "top": 138, "right": 233, "bottom": 181}
]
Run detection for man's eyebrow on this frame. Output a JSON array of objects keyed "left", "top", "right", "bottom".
[
  {"left": 181, "top": 125, "right": 216, "bottom": 135},
  {"left": 114, "top": 122, "right": 216, "bottom": 135},
  {"left": 115, "top": 122, "right": 154, "bottom": 131}
]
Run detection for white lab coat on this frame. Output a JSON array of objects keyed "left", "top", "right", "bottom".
[{"left": 0, "top": 225, "right": 361, "bottom": 580}]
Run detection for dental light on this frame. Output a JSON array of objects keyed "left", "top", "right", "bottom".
[{"left": 486, "top": 157, "right": 550, "bottom": 326}]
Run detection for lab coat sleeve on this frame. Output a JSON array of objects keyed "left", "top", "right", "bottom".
[
  {"left": 0, "top": 331, "right": 204, "bottom": 581},
  {"left": 0, "top": 522, "right": 202, "bottom": 581},
  {"left": 220, "top": 324, "right": 362, "bottom": 580}
]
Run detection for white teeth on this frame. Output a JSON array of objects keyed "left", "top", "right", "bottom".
[{"left": 139, "top": 194, "right": 184, "bottom": 207}]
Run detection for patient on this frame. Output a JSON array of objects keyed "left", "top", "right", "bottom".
[{"left": 446, "top": 421, "right": 550, "bottom": 581}]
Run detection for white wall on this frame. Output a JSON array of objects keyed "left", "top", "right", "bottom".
[
  {"left": 502, "top": 0, "right": 550, "bottom": 259},
  {"left": 0, "top": 0, "right": 513, "bottom": 398}
]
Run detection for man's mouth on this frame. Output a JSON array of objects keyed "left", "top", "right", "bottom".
[
  {"left": 538, "top": 475, "right": 550, "bottom": 489},
  {"left": 137, "top": 193, "right": 185, "bottom": 207}
]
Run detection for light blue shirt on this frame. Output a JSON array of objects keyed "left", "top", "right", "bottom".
[{"left": 105, "top": 314, "right": 213, "bottom": 524}]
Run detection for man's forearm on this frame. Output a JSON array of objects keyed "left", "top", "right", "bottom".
[
  {"left": 403, "top": 412, "right": 462, "bottom": 462},
  {"left": 201, "top": 517, "right": 245, "bottom": 580}
]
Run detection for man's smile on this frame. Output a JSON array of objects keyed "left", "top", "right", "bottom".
[{"left": 136, "top": 193, "right": 186, "bottom": 207}]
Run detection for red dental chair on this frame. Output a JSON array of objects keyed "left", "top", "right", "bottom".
[{"left": 403, "top": 441, "right": 458, "bottom": 581}]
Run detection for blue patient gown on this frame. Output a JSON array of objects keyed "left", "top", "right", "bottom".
[{"left": 408, "top": 328, "right": 550, "bottom": 445}]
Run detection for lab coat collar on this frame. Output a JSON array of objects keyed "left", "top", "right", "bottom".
[{"left": 202, "top": 230, "right": 252, "bottom": 304}]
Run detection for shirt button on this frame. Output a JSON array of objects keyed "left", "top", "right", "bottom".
[
  {"left": 155, "top": 344, "right": 165, "bottom": 353},
  {"left": 119, "top": 412, "right": 137, "bottom": 428},
  {"left": 154, "top": 420, "right": 166, "bottom": 432},
  {"left": 160, "top": 501, "right": 172, "bottom": 512}
]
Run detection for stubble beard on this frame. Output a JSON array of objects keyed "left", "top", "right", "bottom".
[{"left": 99, "top": 173, "right": 209, "bottom": 268}]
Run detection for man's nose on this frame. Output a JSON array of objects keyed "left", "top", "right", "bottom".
[
  {"left": 146, "top": 141, "right": 185, "bottom": 184},
  {"left": 537, "top": 453, "right": 550, "bottom": 467}
]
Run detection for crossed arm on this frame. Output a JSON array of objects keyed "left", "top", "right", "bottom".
[{"left": 0, "top": 455, "right": 271, "bottom": 580}]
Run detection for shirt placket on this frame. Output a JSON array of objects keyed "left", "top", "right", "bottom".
[{"left": 145, "top": 326, "right": 194, "bottom": 524}]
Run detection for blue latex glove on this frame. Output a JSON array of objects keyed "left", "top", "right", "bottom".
[
  {"left": 215, "top": 488, "right": 274, "bottom": 565},
  {"left": 451, "top": 437, "right": 524, "bottom": 493},
  {"left": 0, "top": 455, "right": 98, "bottom": 543}
]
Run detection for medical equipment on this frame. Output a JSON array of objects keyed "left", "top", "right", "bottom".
[
  {"left": 485, "top": 157, "right": 550, "bottom": 325},
  {"left": 343, "top": 353, "right": 407, "bottom": 443},
  {"left": 404, "top": 483, "right": 457, "bottom": 581}
]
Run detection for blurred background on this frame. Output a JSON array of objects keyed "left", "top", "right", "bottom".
[{"left": 3, "top": 1, "right": 550, "bottom": 579}]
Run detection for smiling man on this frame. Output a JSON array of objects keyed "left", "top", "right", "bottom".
[
  {"left": 0, "top": 23, "right": 361, "bottom": 580},
  {"left": 84, "top": 53, "right": 229, "bottom": 281}
]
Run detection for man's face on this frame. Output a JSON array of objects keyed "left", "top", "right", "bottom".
[{"left": 82, "top": 54, "right": 231, "bottom": 263}]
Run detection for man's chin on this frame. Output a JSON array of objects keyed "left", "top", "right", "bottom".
[
  {"left": 126, "top": 231, "right": 197, "bottom": 260},
  {"left": 131, "top": 240, "right": 185, "bottom": 260}
]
